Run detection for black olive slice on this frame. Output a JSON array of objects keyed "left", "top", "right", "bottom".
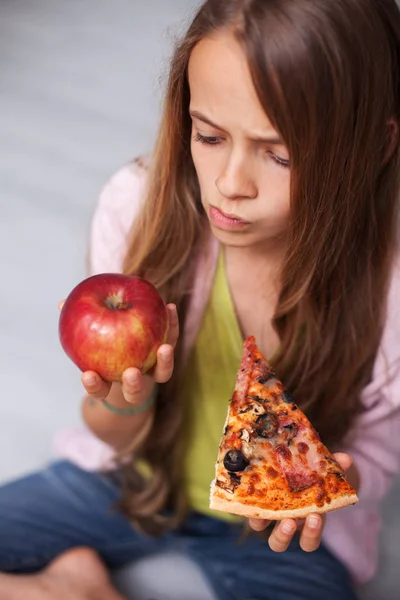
[
  {"left": 282, "top": 391, "right": 295, "bottom": 404},
  {"left": 254, "top": 413, "right": 279, "bottom": 438},
  {"left": 223, "top": 450, "right": 249, "bottom": 472}
]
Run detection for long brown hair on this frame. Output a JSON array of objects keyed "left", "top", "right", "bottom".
[{"left": 117, "top": 0, "right": 400, "bottom": 533}]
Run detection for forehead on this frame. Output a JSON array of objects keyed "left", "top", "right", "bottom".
[{"left": 188, "top": 32, "right": 274, "bottom": 133}]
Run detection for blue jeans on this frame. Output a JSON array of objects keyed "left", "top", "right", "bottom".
[{"left": 0, "top": 460, "right": 357, "bottom": 600}]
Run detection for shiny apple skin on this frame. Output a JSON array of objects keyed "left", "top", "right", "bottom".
[{"left": 59, "top": 273, "right": 169, "bottom": 381}]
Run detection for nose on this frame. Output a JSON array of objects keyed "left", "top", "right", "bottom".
[{"left": 215, "top": 155, "right": 258, "bottom": 201}]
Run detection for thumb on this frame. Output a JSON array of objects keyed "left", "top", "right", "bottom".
[{"left": 332, "top": 452, "right": 353, "bottom": 472}]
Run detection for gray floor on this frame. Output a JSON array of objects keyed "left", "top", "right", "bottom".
[{"left": 0, "top": 1, "right": 399, "bottom": 598}]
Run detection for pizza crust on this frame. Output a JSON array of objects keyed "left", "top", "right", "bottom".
[{"left": 209, "top": 488, "right": 359, "bottom": 520}]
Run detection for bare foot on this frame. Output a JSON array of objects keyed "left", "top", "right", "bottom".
[{"left": 0, "top": 547, "right": 128, "bottom": 600}]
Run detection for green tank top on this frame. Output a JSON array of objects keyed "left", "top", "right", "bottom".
[{"left": 181, "top": 248, "right": 243, "bottom": 521}]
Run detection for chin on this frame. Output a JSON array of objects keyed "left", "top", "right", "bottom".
[
  {"left": 210, "top": 223, "right": 288, "bottom": 252},
  {"left": 210, "top": 225, "right": 254, "bottom": 246}
]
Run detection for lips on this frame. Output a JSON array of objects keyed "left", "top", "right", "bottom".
[
  {"left": 220, "top": 208, "right": 248, "bottom": 222},
  {"left": 209, "top": 206, "right": 250, "bottom": 231}
]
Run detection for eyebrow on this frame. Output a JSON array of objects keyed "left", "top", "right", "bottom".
[{"left": 189, "top": 110, "right": 283, "bottom": 145}]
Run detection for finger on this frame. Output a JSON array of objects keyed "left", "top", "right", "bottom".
[
  {"left": 268, "top": 519, "right": 297, "bottom": 553},
  {"left": 166, "top": 304, "right": 179, "bottom": 348},
  {"left": 58, "top": 300, "right": 65, "bottom": 311},
  {"left": 121, "top": 368, "right": 146, "bottom": 404},
  {"left": 332, "top": 452, "right": 353, "bottom": 472},
  {"left": 153, "top": 344, "right": 174, "bottom": 383},
  {"left": 299, "top": 514, "right": 324, "bottom": 552},
  {"left": 81, "top": 371, "right": 111, "bottom": 401},
  {"left": 249, "top": 518, "right": 271, "bottom": 532},
  {"left": 295, "top": 518, "right": 306, "bottom": 531}
]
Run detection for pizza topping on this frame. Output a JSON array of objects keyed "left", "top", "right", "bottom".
[
  {"left": 240, "top": 439, "right": 253, "bottom": 460},
  {"left": 251, "top": 379, "right": 284, "bottom": 405},
  {"left": 267, "top": 466, "right": 278, "bottom": 479},
  {"left": 254, "top": 413, "right": 279, "bottom": 438},
  {"left": 239, "top": 429, "right": 250, "bottom": 442},
  {"left": 286, "top": 471, "right": 319, "bottom": 493},
  {"left": 282, "top": 391, "right": 295, "bottom": 404},
  {"left": 281, "top": 423, "right": 299, "bottom": 445},
  {"left": 251, "top": 394, "right": 264, "bottom": 403},
  {"left": 215, "top": 479, "right": 235, "bottom": 494},
  {"left": 215, "top": 471, "right": 243, "bottom": 495},
  {"left": 275, "top": 444, "right": 292, "bottom": 461},
  {"left": 229, "top": 472, "right": 242, "bottom": 487},
  {"left": 297, "top": 442, "right": 309, "bottom": 454},
  {"left": 247, "top": 482, "right": 256, "bottom": 495},
  {"left": 223, "top": 449, "right": 249, "bottom": 473},
  {"left": 254, "top": 404, "right": 266, "bottom": 415},
  {"left": 235, "top": 395, "right": 264, "bottom": 415},
  {"left": 324, "top": 456, "right": 344, "bottom": 475}
]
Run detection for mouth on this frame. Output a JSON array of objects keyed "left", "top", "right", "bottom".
[{"left": 209, "top": 206, "right": 251, "bottom": 231}]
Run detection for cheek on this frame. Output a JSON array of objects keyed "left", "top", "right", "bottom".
[
  {"left": 258, "top": 168, "right": 291, "bottom": 222},
  {"left": 190, "top": 142, "right": 221, "bottom": 195}
]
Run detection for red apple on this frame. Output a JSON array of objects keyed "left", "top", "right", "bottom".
[{"left": 59, "top": 273, "right": 169, "bottom": 381}]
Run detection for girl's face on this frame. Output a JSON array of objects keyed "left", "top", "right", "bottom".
[{"left": 188, "top": 32, "right": 291, "bottom": 251}]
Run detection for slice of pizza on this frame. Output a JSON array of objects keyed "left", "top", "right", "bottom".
[{"left": 210, "top": 336, "right": 358, "bottom": 520}]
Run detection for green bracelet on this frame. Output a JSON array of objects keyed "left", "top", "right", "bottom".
[{"left": 102, "top": 390, "right": 156, "bottom": 415}]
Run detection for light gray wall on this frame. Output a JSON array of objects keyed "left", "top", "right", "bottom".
[{"left": 0, "top": 0, "right": 200, "bottom": 482}]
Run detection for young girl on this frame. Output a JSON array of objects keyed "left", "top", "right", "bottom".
[{"left": 1, "top": 0, "right": 400, "bottom": 599}]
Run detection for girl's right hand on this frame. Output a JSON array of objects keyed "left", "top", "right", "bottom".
[{"left": 58, "top": 300, "right": 179, "bottom": 406}]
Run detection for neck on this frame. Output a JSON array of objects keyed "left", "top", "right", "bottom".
[{"left": 223, "top": 237, "right": 287, "bottom": 285}]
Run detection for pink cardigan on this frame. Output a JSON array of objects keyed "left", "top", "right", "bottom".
[{"left": 55, "top": 161, "right": 400, "bottom": 585}]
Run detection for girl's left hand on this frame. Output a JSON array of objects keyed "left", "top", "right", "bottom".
[{"left": 248, "top": 452, "right": 353, "bottom": 553}]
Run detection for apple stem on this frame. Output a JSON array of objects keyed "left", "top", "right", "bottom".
[{"left": 105, "top": 295, "right": 132, "bottom": 311}]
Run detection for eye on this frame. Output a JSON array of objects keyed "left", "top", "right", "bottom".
[
  {"left": 194, "top": 132, "right": 223, "bottom": 146},
  {"left": 267, "top": 150, "right": 290, "bottom": 169}
]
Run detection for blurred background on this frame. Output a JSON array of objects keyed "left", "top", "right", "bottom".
[{"left": 0, "top": 1, "right": 399, "bottom": 598}]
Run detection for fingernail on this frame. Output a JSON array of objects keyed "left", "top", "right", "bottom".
[
  {"left": 84, "top": 376, "right": 96, "bottom": 387},
  {"left": 308, "top": 515, "right": 320, "bottom": 529},
  {"left": 281, "top": 522, "right": 295, "bottom": 534}
]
